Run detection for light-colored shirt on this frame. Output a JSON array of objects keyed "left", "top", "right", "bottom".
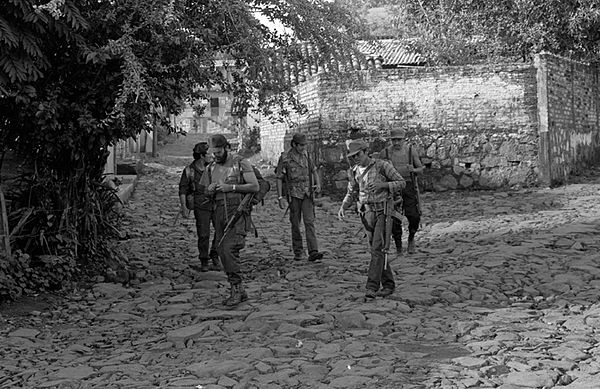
[
  {"left": 341, "top": 159, "right": 405, "bottom": 209},
  {"left": 380, "top": 144, "right": 423, "bottom": 180},
  {"left": 200, "top": 153, "right": 254, "bottom": 201}
]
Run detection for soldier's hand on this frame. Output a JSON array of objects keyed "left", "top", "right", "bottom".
[
  {"left": 180, "top": 207, "right": 190, "bottom": 219},
  {"left": 314, "top": 184, "right": 321, "bottom": 194},
  {"left": 337, "top": 207, "right": 346, "bottom": 221},
  {"left": 278, "top": 197, "right": 287, "bottom": 210},
  {"left": 367, "top": 182, "right": 387, "bottom": 191}
]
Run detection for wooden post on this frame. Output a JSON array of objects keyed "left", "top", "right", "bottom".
[
  {"left": 0, "top": 185, "right": 11, "bottom": 260},
  {"left": 152, "top": 123, "right": 158, "bottom": 157}
]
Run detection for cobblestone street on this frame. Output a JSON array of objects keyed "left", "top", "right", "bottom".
[{"left": 3, "top": 135, "right": 600, "bottom": 388}]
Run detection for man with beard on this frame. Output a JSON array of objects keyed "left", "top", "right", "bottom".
[
  {"left": 200, "top": 134, "right": 259, "bottom": 307},
  {"left": 178, "top": 142, "right": 220, "bottom": 272},
  {"left": 379, "top": 128, "right": 424, "bottom": 254}
]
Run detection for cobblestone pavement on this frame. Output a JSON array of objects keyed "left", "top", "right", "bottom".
[{"left": 2, "top": 135, "right": 600, "bottom": 388}]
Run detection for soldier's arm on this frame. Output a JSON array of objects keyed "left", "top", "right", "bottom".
[
  {"left": 411, "top": 148, "right": 425, "bottom": 175},
  {"left": 311, "top": 159, "right": 321, "bottom": 191},
  {"left": 382, "top": 161, "right": 406, "bottom": 192},
  {"left": 179, "top": 170, "right": 190, "bottom": 207},
  {"left": 238, "top": 159, "right": 259, "bottom": 193},
  {"left": 341, "top": 168, "right": 359, "bottom": 210},
  {"left": 275, "top": 159, "right": 286, "bottom": 198}
]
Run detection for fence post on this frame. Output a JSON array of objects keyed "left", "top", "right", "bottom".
[{"left": 0, "top": 185, "right": 11, "bottom": 260}]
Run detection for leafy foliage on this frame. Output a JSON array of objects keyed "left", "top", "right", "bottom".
[
  {"left": 342, "top": 0, "right": 600, "bottom": 65},
  {"left": 0, "top": 0, "right": 363, "bottom": 299}
]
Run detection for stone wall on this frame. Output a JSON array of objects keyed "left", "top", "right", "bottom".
[
  {"left": 536, "top": 53, "right": 600, "bottom": 185},
  {"left": 259, "top": 54, "right": 600, "bottom": 193},
  {"left": 260, "top": 78, "right": 322, "bottom": 164}
]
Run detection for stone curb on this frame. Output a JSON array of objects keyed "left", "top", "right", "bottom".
[{"left": 116, "top": 175, "right": 138, "bottom": 204}]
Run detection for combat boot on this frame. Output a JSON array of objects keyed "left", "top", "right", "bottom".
[
  {"left": 199, "top": 259, "right": 209, "bottom": 272},
  {"left": 208, "top": 257, "right": 221, "bottom": 271},
  {"left": 407, "top": 239, "right": 416, "bottom": 254},
  {"left": 223, "top": 283, "right": 248, "bottom": 307}
]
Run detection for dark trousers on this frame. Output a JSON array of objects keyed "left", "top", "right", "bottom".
[
  {"left": 392, "top": 180, "right": 420, "bottom": 249},
  {"left": 212, "top": 201, "right": 249, "bottom": 285},
  {"left": 193, "top": 208, "right": 217, "bottom": 261},
  {"left": 289, "top": 195, "right": 319, "bottom": 256},
  {"left": 360, "top": 209, "right": 395, "bottom": 292}
]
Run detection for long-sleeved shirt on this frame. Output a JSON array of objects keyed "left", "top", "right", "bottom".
[
  {"left": 275, "top": 148, "right": 316, "bottom": 199},
  {"left": 341, "top": 158, "right": 405, "bottom": 209}
]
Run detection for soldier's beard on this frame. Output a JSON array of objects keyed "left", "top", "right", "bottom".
[{"left": 215, "top": 150, "right": 228, "bottom": 164}]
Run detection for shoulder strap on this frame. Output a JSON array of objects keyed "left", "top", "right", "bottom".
[
  {"left": 355, "top": 160, "right": 376, "bottom": 182},
  {"left": 409, "top": 145, "right": 413, "bottom": 166},
  {"left": 380, "top": 147, "right": 389, "bottom": 160},
  {"left": 185, "top": 166, "right": 194, "bottom": 181}
]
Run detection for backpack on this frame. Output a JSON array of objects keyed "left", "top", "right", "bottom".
[
  {"left": 248, "top": 165, "right": 271, "bottom": 206},
  {"left": 184, "top": 165, "right": 201, "bottom": 210}
]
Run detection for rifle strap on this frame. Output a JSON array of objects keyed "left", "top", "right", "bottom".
[{"left": 354, "top": 160, "right": 376, "bottom": 185}]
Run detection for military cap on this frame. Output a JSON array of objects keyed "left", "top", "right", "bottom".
[
  {"left": 390, "top": 128, "right": 407, "bottom": 139},
  {"left": 208, "top": 134, "right": 229, "bottom": 151},
  {"left": 292, "top": 133, "right": 307, "bottom": 145},
  {"left": 346, "top": 140, "right": 369, "bottom": 157}
]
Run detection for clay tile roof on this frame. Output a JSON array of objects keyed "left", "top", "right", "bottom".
[{"left": 357, "top": 39, "right": 425, "bottom": 67}]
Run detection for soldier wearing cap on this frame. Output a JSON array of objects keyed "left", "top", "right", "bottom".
[
  {"left": 379, "top": 128, "right": 424, "bottom": 254},
  {"left": 199, "top": 134, "right": 259, "bottom": 306},
  {"left": 178, "top": 142, "right": 220, "bottom": 272},
  {"left": 337, "top": 139, "right": 405, "bottom": 301},
  {"left": 275, "top": 133, "right": 324, "bottom": 262}
]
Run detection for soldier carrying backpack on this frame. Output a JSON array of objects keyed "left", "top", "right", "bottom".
[
  {"left": 199, "top": 134, "right": 260, "bottom": 307},
  {"left": 178, "top": 142, "right": 221, "bottom": 272}
]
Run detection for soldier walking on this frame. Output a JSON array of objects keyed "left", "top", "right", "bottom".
[
  {"left": 379, "top": 128, "right": 424, "bottom": 254},
  {"left": 178, "top": 142, "right": 220, "bottom": 272},
  {"left": 200, "top": 134, "right": 259, "bottom": 307},
  {"left": 275, "top": 133, "right": 324, "bottom": 262},
  {"left": 337, "top": 140, "right": 405, "bottom": 301}
]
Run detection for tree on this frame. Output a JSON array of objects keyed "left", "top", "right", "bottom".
[
  {"left": 0, "top": 0, "right": 363, "bottom": 298},
  {"left": 340, "top": 0, "right": 600, "bottom": 65}
]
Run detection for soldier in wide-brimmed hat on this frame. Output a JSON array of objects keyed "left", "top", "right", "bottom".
[
  {"left": 379, "top": 127, "right": 425, "bottom": 254},
  {"left": 337, "top": 139, "right": 406, "bottom": 301}
]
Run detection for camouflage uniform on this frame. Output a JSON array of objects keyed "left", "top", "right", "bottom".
[{"left": 276, "top": 134, "right": 323, "bottom": 261}]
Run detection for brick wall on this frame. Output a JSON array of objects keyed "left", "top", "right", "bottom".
[
  {"left": 260, "top": 54, "right": 600, "bottom": 193},
  {"left": 536, "top": 53, "right": 600, "bottom": 185}
]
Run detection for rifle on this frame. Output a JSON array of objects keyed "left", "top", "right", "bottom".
[
  {"left": 382, "top": 195, "right": 403, "bottom": 268},
  {"left": 409, "top": 145, "right": 422, "bottom": 216},
  {"left": 218, "top": 193, "right": 254, "bottom": 247}
]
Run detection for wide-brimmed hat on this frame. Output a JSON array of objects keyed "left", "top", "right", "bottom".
[
  {"left": 347, "top": 140, "right": 369, "bottom": 157},
  {"left": 208, "top": 134, "right": 229, "bottom": 152},
  {"left": 292, "top": 133, "right": 307, "bottom": 145},
  {"left": 390, "top": 128, "right": 406, "bottom": 139}
]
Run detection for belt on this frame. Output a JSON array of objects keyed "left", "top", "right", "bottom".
[{"left": 359, "top": 202, "right": 385, "bottom": 212}]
